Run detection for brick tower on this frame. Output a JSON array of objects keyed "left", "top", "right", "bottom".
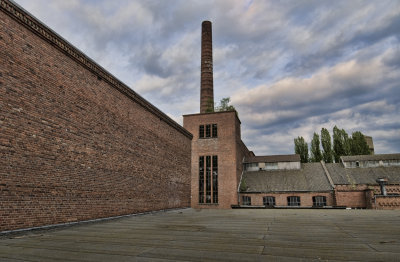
[
  {"left": 200, "top": 21, "right": 214, "bottom": 113},
  {"left": 183, "top": 21, "right": 253, "bottom": 209}
]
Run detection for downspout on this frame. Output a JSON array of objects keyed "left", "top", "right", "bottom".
[
  {"left": 320, "top": 161, "right": 336, "bottom": 206},
  {"left": 237, "top": 156, "right": 246, "bottom": 205}
]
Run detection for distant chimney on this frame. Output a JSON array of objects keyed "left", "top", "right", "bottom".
[
  {"left": 376, "top": 178, "right": 388, "bottom": 196},
  {"left": 200, "top": 21, "right": 214, "bottom": 113}
]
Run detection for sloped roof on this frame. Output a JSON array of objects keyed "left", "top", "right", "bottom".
[
  {"left": 244, "top": 154, "right": 300, "bottom": 163},
  {"left": 341, "top": 153, "right": 400, "bottom": 162},
  {"left": 240, "top": 163, "right": 332, "bottom": 193},
  {"left": 325, "top": 163, "right": 400, "bottom": 185}
]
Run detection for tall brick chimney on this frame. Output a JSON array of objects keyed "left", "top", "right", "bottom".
[{"left": 200, "top": 21, "right": 214, "bottom": 113}]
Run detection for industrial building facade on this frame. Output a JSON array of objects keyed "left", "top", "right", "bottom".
[
  {"left": 185, "top": 21, "right": 400, "bottom": 211},
  {"left": 1, "top": 0, "right": 400, "bottom": 234}
]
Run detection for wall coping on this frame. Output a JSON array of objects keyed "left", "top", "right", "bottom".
[
  {"left": 183, "top": 110, "right": 241, "bottom": 124},
  {"left": 1, "top": 0, "right": 192, "bottom": 139}
]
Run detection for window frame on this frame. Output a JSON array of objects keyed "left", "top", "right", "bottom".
[
  {"left": 212, "top": 124, "right": 218, "bottom": 138},
  {"left": 199, "top": 125, "right": 204, "bottom": 139},
  {"left": 242, "top": 196, "right": 251, "bottom": 206},
  {"left": 312, "top": 196, "right": 327, "bottom": 207},
  {"left": 212, "top": 155, "right": 218, "bottom": 204},
  {"left": 199, "top": 124, "right": 218, "bottom": 139},
  {"left": 198, "top": 156, "right": 204, "bottom": 204},
  {"left": 263, "top": 196, "right": 276, "bottom": 207},
  {"left": 205, "top": 124, "right": 211, "bottom": 138},
  {"left": 199, "top": 155, "right": 218, "bottom": 204},
  {"left": 287, "top": 196, "right": 301, "bottom": 206}
]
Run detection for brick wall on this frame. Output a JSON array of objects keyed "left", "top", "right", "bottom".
[
  {"left": 0, "top": 1, "right": 192, "bottom": 232},
  {"left": 183, "top": 111, "right": 251, "bottom": 209},
  {"left": 334, "top": 185, "right": 369, "bottom": 208},
  {"left": 373, "top": 195, "right": 400, "bottom": 209}
]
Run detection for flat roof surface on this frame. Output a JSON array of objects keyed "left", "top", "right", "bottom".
[{"left": 1, "top": 208, "right": 400, "bottom": 261}]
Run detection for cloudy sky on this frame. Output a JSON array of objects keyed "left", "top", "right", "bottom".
[{"left": 14, "top": 0, "right": 400, "bottom": 155}]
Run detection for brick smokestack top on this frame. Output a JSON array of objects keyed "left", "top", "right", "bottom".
[{"left": 200, "top": 20, "right": 214, "bottom": 113}]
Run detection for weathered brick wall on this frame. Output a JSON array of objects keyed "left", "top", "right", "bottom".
[
  {"left": 334, "top": 185, "right": 400, "bottom": 209},
  {"left": 334, "top": 185, "right": 368, "bottom": 208},
  {"left": 367, "top": 185, "right": 400, "bottom": 209},
  {"left": 0, "top": 1, "right": 191, "bottom": 232},
  {"left": 373, "top": 195, "right": 400, "bottom": 209}
]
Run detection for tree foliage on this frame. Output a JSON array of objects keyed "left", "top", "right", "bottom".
[
  {"left": 321, "top": 128, "right": 333, "bottom": 163},
  {"left": 310, "top": 132, "right": 322, "bottom": 162},
  {"left": 350, "top": 131, "right": 370, "bottom": 155},
  {"left": 333, "top": 126, "right": 351, "bottom": 163},
  {"left": 216, "top": 97, "right": 236, "bottom": 112},
  {"left": 294, "top": 136, "right": 309, "bottom": 163},
  {"left": 294, "top": 126, "right": 371, "bottom": 163}
]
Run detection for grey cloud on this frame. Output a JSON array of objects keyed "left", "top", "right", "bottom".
[{"left": 383, "top": 48, "right": 400, "bottom": 69}]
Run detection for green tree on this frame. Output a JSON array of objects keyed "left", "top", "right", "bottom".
[
  {"left": 294, "top": 136, "right": 309, "bottom": 163},
  {"left": 216, "top": 97, "right": 236, "bottom": 112},
  {"left": 350, "top": 131, "right": 370, "bottom": 155},
  {"left": 333, "top": 126, "right": 351, "bottom": 162},
  {"left": 310, "top": 132, "right": 322, "bottom": 162},
  {"left": 321, "top": 128, "right": 333, "bottom": 163}
]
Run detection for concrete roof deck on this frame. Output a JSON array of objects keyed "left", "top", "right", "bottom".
[{"left": 1, "top": 208, "right": 400, "bottom": 261}]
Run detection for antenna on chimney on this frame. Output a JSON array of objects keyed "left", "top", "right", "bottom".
[{"left": 200, "top": 21, "right": 214, "bottom": 113}]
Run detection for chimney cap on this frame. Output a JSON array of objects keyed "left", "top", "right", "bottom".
[{"left": 376, "top": 177, "right": 388, "bottom": 184}]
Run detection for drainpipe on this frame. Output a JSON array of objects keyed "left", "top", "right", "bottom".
[
  {"left": 320, "top": 161, "right": 336, "bottom": 206},
  {"left": 237, "top": 157, "right": 246, "bottom": 205}
]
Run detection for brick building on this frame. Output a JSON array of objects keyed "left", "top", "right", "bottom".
[
  {"left": 239, "top": 155, "right": 334, "bottom": 207},
  {"left": 0, "top": 0, "right": 192, "bottom": 232},
  {"left": 183, "top": 22, "right": 253, "bottom": 209},
  {"left": 238, "top": 154, "right": 400, "bottom": 209},
  {"left": 185, "top": 20, "right": 400, "bottom": 210},
  {"left": 1, "top": 0, "right": 399, "bottom": 234}
]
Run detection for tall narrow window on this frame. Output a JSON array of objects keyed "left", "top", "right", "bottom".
[
  {"left": 199, "top": 156, "right": 204, "bottom": 203},
  {"left": 263, "top": 196, "right": 276, "bottom": 207},
  {"left": 205, "top": 124, "right": 211, "bottom": 138},
  {"left": 212, "top": 155, "right": 218, "bottom": 203},
  {"left": 212, "top": 124, "right": 218, "bottom": 138},
  {"left": 206, "top": 156, "right": 211, "bottom": 203},
  {"left": 199, "top": 125, "right": 204, "bottom": 139},
  {"left": 312, "top": 196, "right": 326, "bottom": 207},
  {"left": 199, "top": 155, "right": 218, "bottom": 204},
  {"left": 287, "top": 196, "right": 301, "bottom": 206}
]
